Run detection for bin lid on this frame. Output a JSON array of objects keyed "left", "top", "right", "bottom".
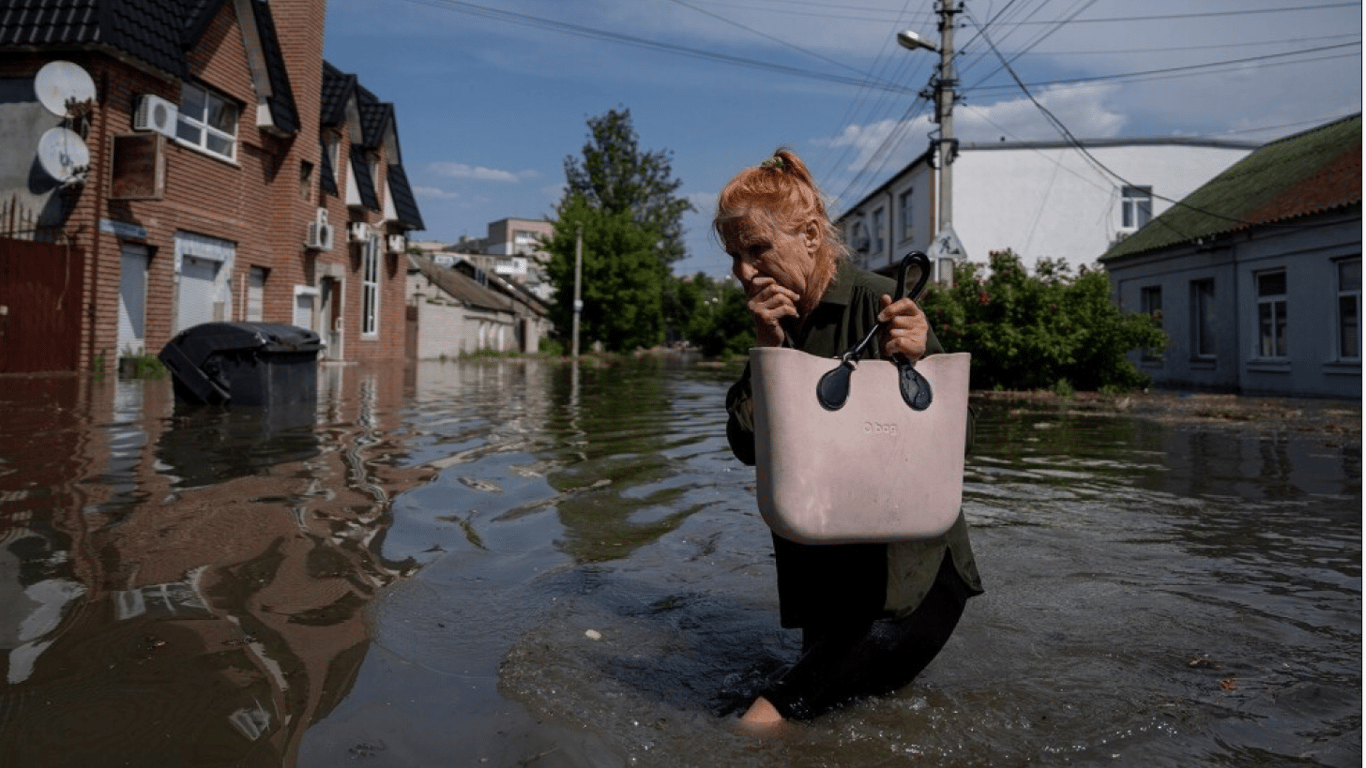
[
  {"left": 170, "top": 321, "right": 322, "bottom": 354},
  {"left": 159, "top": 322, "right": 322, "bottom": 405}
]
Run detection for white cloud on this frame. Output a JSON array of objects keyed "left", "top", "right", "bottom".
[
  {"left": 686, "top": 191, "right": 717, "bottom": 214},
  {"left": 427, "top": 162, "right": 537, "bottom": 183},
  {"left": 414, "top": 186, "right": 460, "bottom": 200},
  {"left": 820, "top": 82, "right": 1126, "bottom": 175}
]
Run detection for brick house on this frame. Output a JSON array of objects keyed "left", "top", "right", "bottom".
[{"left": 0, "top": 0, "right": 423, "bottom": 374}]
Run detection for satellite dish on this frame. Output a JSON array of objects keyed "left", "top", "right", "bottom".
[
  {"left": 36, "top": 126, "right": 90, "bottom": 183},
  {"left": 34, "top": 60, "right": 96, "bottom": 117}
]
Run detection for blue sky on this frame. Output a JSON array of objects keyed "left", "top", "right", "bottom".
[{"left": 323, "top": 0, "right": 1362, "bottom": 277}]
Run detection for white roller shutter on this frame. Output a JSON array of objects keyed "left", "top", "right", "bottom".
[{"left": 117, "top": 245, "right": 148, "bottom": 354}]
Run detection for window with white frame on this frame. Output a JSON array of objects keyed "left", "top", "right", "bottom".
[
  {"left": 871, "top": 207, "right": 885, "bottom": 256},
  {"left": 1140, "top": 285, "right": 1162, "bottom": 361},
  {"left": 293, "top": 285, "right": 319, "bottom": 331},
  {"left": 1191, "top": 279, "right": 1216, "bottom": 359},
  {"left": 1121, "top": 185, "right": 1152, "bottom": 230},
  {"left": 1256, "top": 269, "right": 1288, "bottom": 358},
  {"left": 176, "top": 82, "right": 238, "bottom": 161},
  {"left": 849, "top": 220, "right": 869, "bottom": 255},
  {"left": 898, "top": 189, "right": 914, "bottom": 241},
  {"left": 514, "top": 229, "right": 539, "bottom": 255},
  {"left": 1337, "top": 257, "right": 1361, "bottom": 361},
  {"left": 361, "top": 235, "right": 380, "bottom": 336}
]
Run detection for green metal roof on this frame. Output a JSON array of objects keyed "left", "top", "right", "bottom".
[{"left": 1102, "top": 113, "right": 1362, "bottom": 261}]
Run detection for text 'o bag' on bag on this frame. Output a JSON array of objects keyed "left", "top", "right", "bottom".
[{"left": 750, "top": 252, "right": 971, "bottom": 545}]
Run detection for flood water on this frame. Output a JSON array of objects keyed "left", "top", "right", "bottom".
[{"left": 0, "top": 358, "right": 1359, "bottom": 767}]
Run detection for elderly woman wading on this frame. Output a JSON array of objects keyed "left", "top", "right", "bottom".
[{"left": 718, "top": 149, "right": 983, "bottom": 725}]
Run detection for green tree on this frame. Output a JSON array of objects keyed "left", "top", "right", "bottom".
[
  {"left": 563, "top": 107, "right": 694, "bottom": 267},
  {"left": 663, "top": 272, "right": 754, "bottom": 357},
  {"left": 918, "top": 249, "right": 1165, "bottom": 391},
  {"left": 544, "top": 193, "right": 667, "bottom": 352}
]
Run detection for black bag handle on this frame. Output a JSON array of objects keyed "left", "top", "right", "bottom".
[{"left": 816, "top": 252, "right": 933, "bottom": 411}]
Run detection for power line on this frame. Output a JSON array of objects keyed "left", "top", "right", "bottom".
[
  {"left": 814, "top": 1, "right": 938, "bottom": 189},
  {"left": 662, "top": 0, "right": 874, "bottom": 78},
  {"left": 965, "top": 42, "right": 1361, "bottom": 95},
  {"left": 400, "top": 0, "right": 913, "bottom": 93},
  {"left": 961, "top": 6, "right": 1269, "bottom": 240},
  {"left": 995, "top": 1, "right": 1360, "bottom": 25},
  {"left": 1009, "top": 32, "right": 1360, "bottom": 58}
]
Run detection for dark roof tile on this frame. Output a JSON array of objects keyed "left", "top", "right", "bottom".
[
  {"left": 386, "top": 163, "right": 424, "bottom": 230},
  {"left": 247, "top": 0, "right": 297, "bottom": 134},
  {"left": 320, "top": 60, "right": 354, "bottom": 126},
  {"left": 354, "top": 82, "right": 391, "bottom": 148},
  {"left": 350, "top": 145, "right": 379, "bottom": 210}
]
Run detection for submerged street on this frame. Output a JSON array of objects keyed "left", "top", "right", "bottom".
[{"left": 0, "top": 358, "right": 1359, "bottom": 767}]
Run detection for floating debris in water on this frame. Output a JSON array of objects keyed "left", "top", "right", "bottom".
[
  {"left": 585, "top": 629, "right": 602, "bottom": 641},
  {"left": 458, "top": 476, "right": 503, "bottom": 493}
]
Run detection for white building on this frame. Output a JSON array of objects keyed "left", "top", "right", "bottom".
[{"left": 838, "top": 137, "right": 1258, "bottom": 278}]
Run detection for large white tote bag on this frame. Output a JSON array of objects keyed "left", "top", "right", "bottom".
[{"left": 749, "top": 253, "right": 971, "bottom": 545}]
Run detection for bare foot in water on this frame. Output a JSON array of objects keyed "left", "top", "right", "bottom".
[{"left": 738, "top": 696, "right": 784, "bottom": 733}]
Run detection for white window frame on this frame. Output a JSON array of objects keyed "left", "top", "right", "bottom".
[
  {"left": 871, "top": 207, "right": 886, "bottom": 256},
  {"left": 1335, "top": 256, "right": 1361, "bottom": 362},
  {"left": 176, "top": 82, "right": 238, "bottom": 161},
  {"left": 1120, "top": 185, "right": 1152, "bottom": 230},
  {"left": 361, "top": 234, "right": 380, "bottom": 337},
  {"left": 513, "top": 229, "right": 539, "bottom": 255},
  {"left": 1255, "top": 269, "right": 1288, "bottom": 359},
  {"left": 293, "top": 285, "right": 319, "bottom": 332},
  {"left": 1191, "top": 278, "right": 1216, "bottom": 359},
  {"left": 897, "top": 189, "right": 914, "bottom": 241}
]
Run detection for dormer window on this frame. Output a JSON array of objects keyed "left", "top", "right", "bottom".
[{"left": 177, "top": 82, "right": 239, "bottom": 161}]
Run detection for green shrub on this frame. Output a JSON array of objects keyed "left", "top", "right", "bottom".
[{"left": 919, "top": 250, "right": 1165, "bottom": 392}]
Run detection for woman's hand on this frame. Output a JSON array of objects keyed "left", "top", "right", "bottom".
[
  {"left": 746, "top": 275, "right": 801, "bottom": 347},
  {"left": 878, "top": 294, "right": 929, "bottom": 361}
]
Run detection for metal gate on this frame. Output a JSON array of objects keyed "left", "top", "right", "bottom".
[{"left": 0, "top": 237, "right": 86, "bottom": 373}]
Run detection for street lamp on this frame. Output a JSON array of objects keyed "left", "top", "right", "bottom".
[{"left": 896, "top": 29, "right": 938, "bottom": 53}]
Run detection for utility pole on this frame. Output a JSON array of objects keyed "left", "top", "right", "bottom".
[
  {"left": 934, "top": 0, "right": 959, "bottom": 232},
  {"left": 899, "top": 0, "right": 964, "bottom": 284},
  {"left": 571, "top": 224, "right": 582, "bottom": 358}
]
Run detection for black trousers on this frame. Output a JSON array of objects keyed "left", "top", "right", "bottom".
[{"left": 762, "top": 553, "right": 974, "bottom": 721}]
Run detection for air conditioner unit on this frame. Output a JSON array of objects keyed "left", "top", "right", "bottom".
[
  {"left": 306, "top": 221, "right": 334, "bottom": 250},
  {"left": 133, "top": 94, "right": 178, "bottom": 137},
  {"left": 348, "top": 221, "right": 371, "bottom": 243},
  {"left": 386, "top": 234, "right": 406, "bottom": 254}
]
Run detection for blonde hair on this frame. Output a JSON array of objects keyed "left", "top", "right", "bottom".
[{"left": 714, "top": 148, "right": 847, "bottom": 284}]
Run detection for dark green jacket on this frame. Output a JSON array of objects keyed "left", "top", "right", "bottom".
[{"left": 726, "top": 259, "right": 983, "bottom": 628}]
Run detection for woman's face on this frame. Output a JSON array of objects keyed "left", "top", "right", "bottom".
[{"left": 722, "top": 212, "right": 818, "bottom": 299}]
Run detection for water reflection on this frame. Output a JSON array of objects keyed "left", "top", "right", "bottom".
[
  {"left": 0, "top": 365, "right": 427, "bottom": 767},
  {"left": 0, "top": 363, "right": 1359, "bottom": 767}
]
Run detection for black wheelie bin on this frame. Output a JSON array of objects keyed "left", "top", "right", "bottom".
[{"left": 159, "top": 321, "right": 321, "bottom": 407}]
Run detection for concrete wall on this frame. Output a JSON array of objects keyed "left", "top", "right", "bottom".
[
  {"left": 954, "top": 142, "right": 1253, "bottom": 267},
  {"left": 843, "top": 140, "right": 1256, "bottom": 273},
  {"left": 1109, "top": 208, "right": 1361, "bottom": 398},
  {"left": 411, "top": 299, "right": 516, "bottom": 359}
]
